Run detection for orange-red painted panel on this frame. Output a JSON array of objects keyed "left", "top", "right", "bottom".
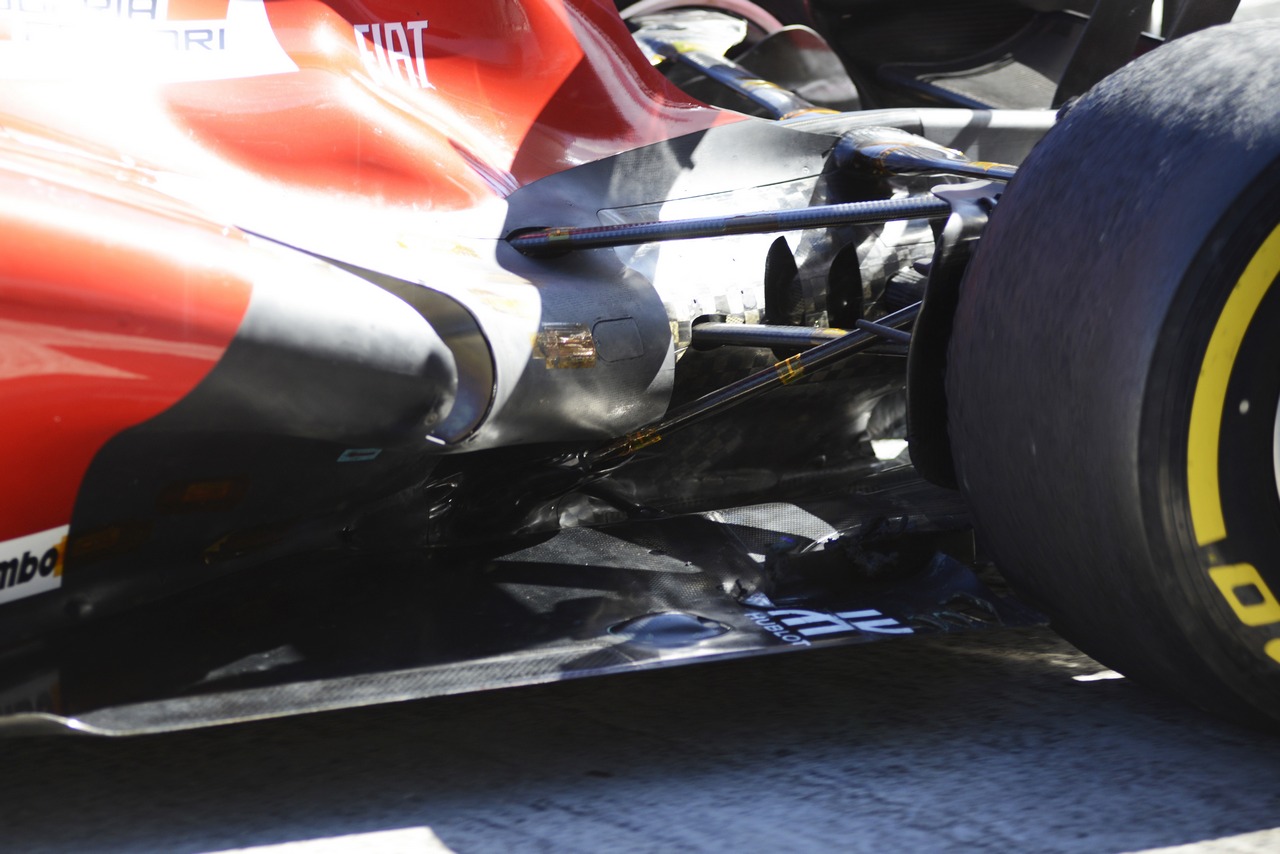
[
  {"left": 0, "top": 0, "right": 734, "bottom": 546},
  {"left": 165, "top": 0, "right": 731, "bottom": 205},
  {"left": 0, "top": 172, "right": 253, "bottom": 543}
]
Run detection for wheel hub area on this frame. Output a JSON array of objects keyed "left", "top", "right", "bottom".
[{"left": 1273, "top": 395, "right": 1280, "bottom": 505}]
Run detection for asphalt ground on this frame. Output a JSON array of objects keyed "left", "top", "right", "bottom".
[{"left": 3, "top": 625, "right": 1279, "bottom": 853}]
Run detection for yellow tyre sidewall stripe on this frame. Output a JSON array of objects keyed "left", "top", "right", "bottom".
[
  {"left": 1187, "top": 223, "right": 1280, "bottom": 548},
  {"left": 1186, "top": 222, "right": 1280, "bottom": 664}
]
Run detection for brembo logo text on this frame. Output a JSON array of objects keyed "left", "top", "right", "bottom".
[
  {"left": 0, "top": 526, "right": 67, "bottom": 607},
  {"left": 354, "top": 20, "right": 433, "bottom": 89}
]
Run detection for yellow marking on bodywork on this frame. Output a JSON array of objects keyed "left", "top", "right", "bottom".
[
  {"left": 624, "top": 427, "right": 663, "bottom": 453},
  {"left": 776, "top": 355, "right": 804, "bottom": 385},
  {"left": 780, "top": 107, "right": 839, "bottom": 120},
  {"left": 535, "top": 324, "right": 596, "bottom": 369},
  {"left": 1187, "top": 224, "right": 1280, "bottom": 546}
]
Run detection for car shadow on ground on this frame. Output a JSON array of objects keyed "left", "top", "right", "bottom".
[{"left": 3, "top": 626, "right": 1279, "bottom": 854}]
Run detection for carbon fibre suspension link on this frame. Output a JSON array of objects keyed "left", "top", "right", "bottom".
[
  {"left": 507, "top": 196, "right": 953, "bottom": 257},
  {"left": 581, "top": 303, "right": 921, "bottom": 472},
  {"left": 835, "top": 126, "right": 1018, "bottom": 183}
]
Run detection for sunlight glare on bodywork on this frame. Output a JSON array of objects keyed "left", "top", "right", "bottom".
[{"left": 1072, "top": 669, "right": 1125, "bottom": 682}]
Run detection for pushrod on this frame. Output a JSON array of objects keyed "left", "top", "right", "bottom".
[
  {"left": 583, "top": 303, "right": 921, "bottom": 470},
  {"left": 508, "top": 196, "right": 952, "bottom": 257}
]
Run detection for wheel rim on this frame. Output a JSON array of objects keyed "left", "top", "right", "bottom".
[{"left": 1273, "top": 394, "right": 1280, "bottom": 506}]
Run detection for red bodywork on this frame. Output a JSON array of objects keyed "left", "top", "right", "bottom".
[{"left": 0, "top": 0, "right": 731, "bottom": 548}]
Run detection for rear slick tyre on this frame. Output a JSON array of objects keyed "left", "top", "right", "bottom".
[{"left": 946, "top": 20, "right": 1280, "bottom": 726}]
